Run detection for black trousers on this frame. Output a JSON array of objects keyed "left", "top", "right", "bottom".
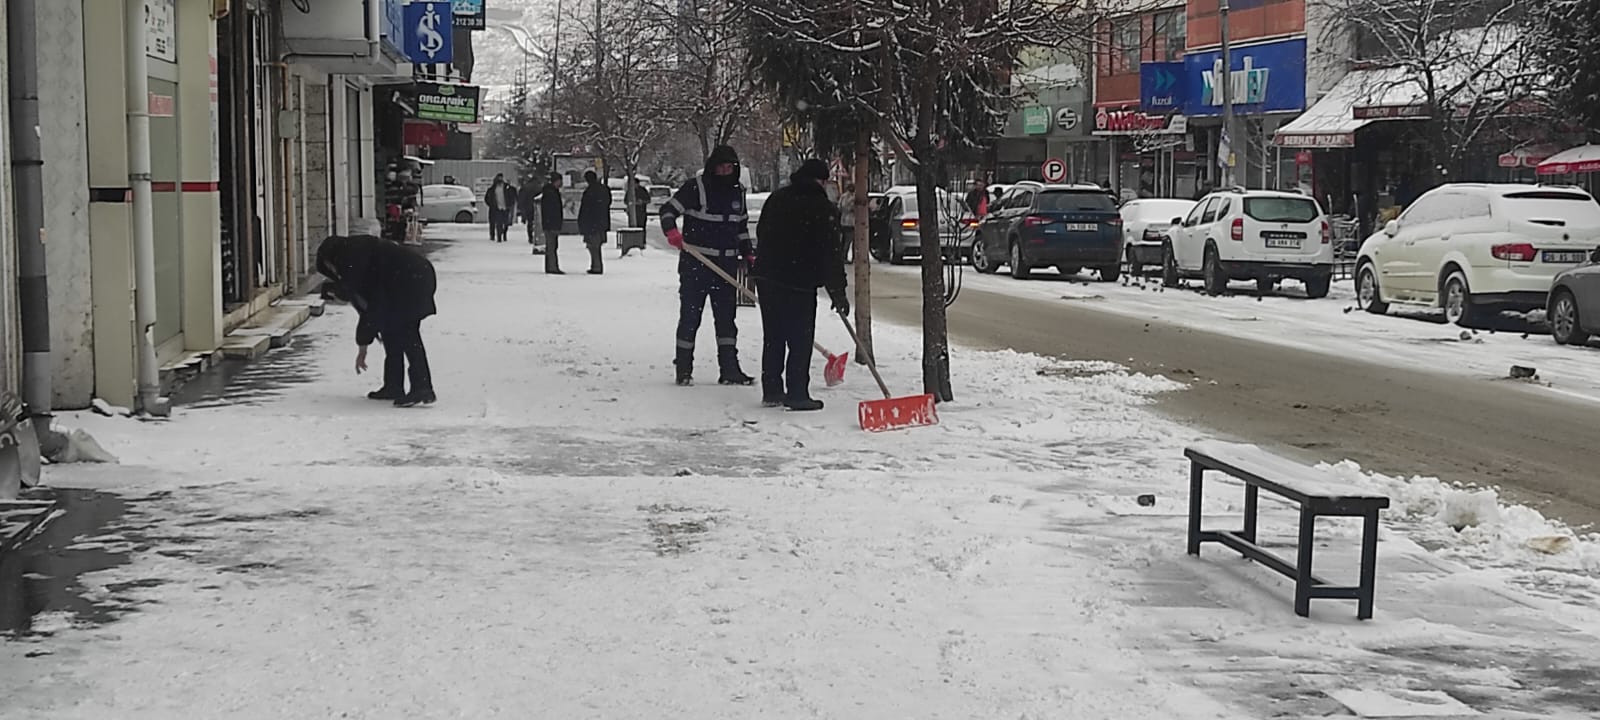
[
  {"left": 676, "top": 263, "right": 740, "bottom": 372},
  {"left": 379, "top": 318, "right": 433, "bottom": 394},
  {"left": 756, "top": 281, "right": 817, "bottom": 401}
]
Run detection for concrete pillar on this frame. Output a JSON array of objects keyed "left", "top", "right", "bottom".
[
  {"left": 328, "top": 78, "right": 351, "bottom": 237},
  {"left": 355, "top": 85, "right": 377, "bottom": 225},
  {"left": 34, "top": 0, "right": 95, "bottom": 408},
  {"left": 177, "top": 0, "right": 221, "bottom": 352},
  {"left": 84, "top": 0, "right": 135, "bottom": 409},
  {"left": 302, "top": 78, "right": 332, "bottom": 254}
]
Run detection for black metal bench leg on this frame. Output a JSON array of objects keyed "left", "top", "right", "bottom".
[
  {"left": 1358, "top": 510, "right": 1379, "bottom": 620},
  {"left": 1242, "top": 484, "right": 1259, "bottom": 546},
  {"left": 1187, "top": 461, "right": 1204, "bottom": 555},
  {"left": 1294, "top": 507, "right": 1315, "bottom": 617}
]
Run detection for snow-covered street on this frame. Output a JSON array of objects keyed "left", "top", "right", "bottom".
[{"left": 3, "top": 225, "right": 1599, "bottom": 718}]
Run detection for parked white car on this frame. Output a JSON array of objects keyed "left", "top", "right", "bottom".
[
  {"left": 1355, "top": 183, "right": 1600, "bottom": 326},
  {"left": 1120, "top": 198, "right": 1196, "bottom": 275},
  {"left": 419, "top": 184, "right": 480, "bottom": 224},
  {"left": 1163, "top": 188, "right": 1334, "bottom": 297}
]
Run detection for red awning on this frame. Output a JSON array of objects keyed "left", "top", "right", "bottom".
[{"left": 1537, "top": 144, "right": 1600, "bottom": 175}]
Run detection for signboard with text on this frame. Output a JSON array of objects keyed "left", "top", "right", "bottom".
[
  {"left": 404, "top": 2, "right": 455, "bottom": 64},
  {"left": 1139, "top": 62, "right": 1185, "bottom": 113},
  {"left": 145, "top": 0, "right": 176, "bottom": 62},
  {"left": 452, "top": 0, "right": 487, "bottom": 30},
  {"left": 1022, "top": 106, "right": 1051, "bottom": 135},
  {"left": 412, "top": 82, "right": 481, "bottom": 123},
  {"left": 1181, "top": 38, "right": 1306, "bottom": 118}
]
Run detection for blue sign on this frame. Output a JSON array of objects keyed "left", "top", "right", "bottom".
[
  {"left": 1181, "top": 37, "right": 1306, "bottom": 118},
  {"left": 1140, "top": 62, "right": 1186, "bottom": 113},
  {"left": 405, "top": 2, "right": 455, "bottom": 64},
  {"left": 381, "top": 0, "right": 405, "bottom": 56}
]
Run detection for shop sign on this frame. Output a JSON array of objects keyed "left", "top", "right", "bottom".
[
  {"left": 147, "top": 93, "right": 175, "bottom": 118},
  {"left": 1277, "top": 132, "right": 1355, "bottom": 149},
  {"left": 1055, "top": 107, "right": 1080, "bottom": 131},
  {"left": 412, "top": 82, "right": 480, "bottom": 123},
  {"left": 405, "top": 2, "right": 455, "bottom": 64},
  {"left": 1093, "top": 107, "right": 1187, "bottom": 135},
  {"left": 145, "top": 0, "right": 177, "bottom": 63},
  {"left": 1139, "top": 62, "right": 1185, "bottom": 113},
  {"left": 1352, "top": 104, "right": 1427, "bottom": 119},
  {"left": 1022, "top": 106, "right": 1052, "bottom": 135},
  {"left": 452, "top": 0, "right": 487, "bottom": 30},
  {"left": 381, "top": 0, "right": 406, "bottom": 56},
  {"left": 1182, "top": 38, "right": 1306, "bottom": 117}
]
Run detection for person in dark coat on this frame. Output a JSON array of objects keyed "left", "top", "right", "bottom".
[
  {"left": 485, "top": 174, "right": 517, "bottom": 243},
  {"left": 661, "top": 145, "right": 755, "bottom": 387},
  {"left": 518, "top": 179, "right": 541, "bottom": 245},
  {"left": 752, "top": 159, "right": 848, "bottom": 411},
  {"left": 578, "top": 170, "right": 611, "bottom": 275},
  {"left": 627, "top": 176, "right": 650, "bottom": 228},
  {"left": 536, "top": 173, "right": 565, "bottom": 273},
  {"left": 315, "top": 234, "right": 438, "bottom": 407}
]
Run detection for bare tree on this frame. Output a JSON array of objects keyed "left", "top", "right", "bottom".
[
  {"left": 640, "top": 0, "right": 770, "bottom": 156},
  {"left": 1528, "top": 0, "right": 1600, "bottom": 137},
  {"left": 1312, "top": 0, "right": 1543, "bottom": 180}
]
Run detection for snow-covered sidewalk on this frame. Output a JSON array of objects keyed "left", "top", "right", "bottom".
[{"left": 3, "top": 225, "right": 1598, "bottom": 719}]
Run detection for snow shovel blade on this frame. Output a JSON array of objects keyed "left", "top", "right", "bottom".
[
  {"left": 822, "top": 350, "right": 849, "bottom": 387},
  {"left": 858, "top": 393, "right": 939, "bottom": 433}
]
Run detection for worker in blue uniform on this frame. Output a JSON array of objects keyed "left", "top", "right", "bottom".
[{"left": 660, "top": 145, "right": 755, "bottom": 387}]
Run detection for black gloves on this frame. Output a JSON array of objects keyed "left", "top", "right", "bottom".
[{"left": 829, "top": 288, "right": 850, "bottom": 316}]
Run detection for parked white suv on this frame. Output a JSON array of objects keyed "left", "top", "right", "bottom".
[
  {"left": 1162, "top": 188, "right": 1334, "bottom": 297},
  {"left": 1355, "top": 183, "right": 1600, "bottom": 326}
]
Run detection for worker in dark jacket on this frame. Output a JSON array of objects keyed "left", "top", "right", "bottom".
[
  {"left": 752, "top": 159, "right": 848, "bottom": 410},
  {"left": 536, "top": 173, "right": 565, "bottom": 272},
  {"left": 661, "top": 145, "right": 754, "bottom": 387},
  {"left": 315, "top": 235, "right": 438, "bottom": 407},
  {"left": 578, "top": 170, "right": 611, "bottom": 275}
]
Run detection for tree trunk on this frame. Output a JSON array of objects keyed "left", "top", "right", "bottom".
[
  {"left": 914, "top": 81, "right": 953, "bottom": 402},
  {"left": 852, "top": 126, "right": 874, "bottom": 366}
]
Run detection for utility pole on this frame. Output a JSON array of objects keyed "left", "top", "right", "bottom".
[
  {"left": 551, "top": 0, "right": 563, "bottom": 125},
  {"left": 1218, "top": 0, "right": 1236, "bottom": 187}
]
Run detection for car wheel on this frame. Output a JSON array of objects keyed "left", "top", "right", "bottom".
[
  {"left": 1441, "top": 269, "right": 1482, "bottom": 327},
  {"left": 889, "top": 245, "right": 910, "bottom": 265},
  {"left": 1162, "top": 245, "right": 1180, "bottom": 288},
  {"left": 1550, "top": 289, "right": 1590, "bottom": 345},
  {"left": 1304, "top": 273, "right": 1332, "bottom": 299},
  {"left": 1203, "top": 246, "right": 1226, "bottom": 296},
  {"left": 1010, "top": 240, "right": 1031, "bottom": 280},
  {"left": 454, "top": 210, "right": 473, "bottom": 223},
  {"left": 1099, "top": 264, "right": 1120, "bottom": 283},
  {"left": 971, "top": 236, "right": 997, "bottom": 274},
  {"left": 1357, "top": 263, "right": 1388, "bottom": 314},
  {"left": 1125, "top": 245, "right": 1142, "bottom": 277},
  {"left": 1256, "top": 277, "right": 1276, "bottom": 296}
]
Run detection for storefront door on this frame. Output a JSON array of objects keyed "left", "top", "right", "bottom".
[{"left": 150, "top": 78, "right": 184, "bottom": 349}]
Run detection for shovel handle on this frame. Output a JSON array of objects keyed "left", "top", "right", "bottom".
[
  {"left": 835, "top": 312, "right": 892, "bottom": 399},
  {"left": 680, "top": 242, "right": 836, "bottom": 359}
]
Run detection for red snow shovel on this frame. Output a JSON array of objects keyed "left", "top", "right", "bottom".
[
  {"left": 835, "top": 313, "right": 939, "bottom": 432},
  {"left": 679, "top": 243, "right": 848, "bottom": 386}
]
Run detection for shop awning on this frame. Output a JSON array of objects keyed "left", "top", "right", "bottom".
[
  {"left": 1536, "top": 145, "right": 1600, "bottom": 175},
  {"left": 1273, "top": 69, "right": 1398, "bottom": 148}
]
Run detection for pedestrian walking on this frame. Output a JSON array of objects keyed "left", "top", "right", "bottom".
[
  {"left": 315, "top": 234, "right": 438, "bottom": 407},
  {"left": 661, "top": 145, "right": 755, "bottom": 387},
  {"left": 752, "top": 159, "right": 848, "bottom": 411},
  {"left": 537, "top": 173, "right": 565, "bottom": 273},
  {"left": 486, "top": 174, "right": 517, "bottom": 243},
  {"left": 517, "top": 179, "right": 540, "bottom": 246},
  {"left": 579, "top": 171, "right": 611, "bottom": 275}
]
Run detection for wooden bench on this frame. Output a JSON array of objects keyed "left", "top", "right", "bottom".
[{"left": 1185, "top": 441, "right": 1390, "bottom": 620}]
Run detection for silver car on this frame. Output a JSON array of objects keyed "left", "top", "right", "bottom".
[
  {"left": 872, "top": 186, "right": 977, "bottom": 265},
  {"left": 1548, "top": 248, "right": 1600, "bottom": 345},
  {"left": 419, "top": 184, "right": 480, "bottom": 223}
]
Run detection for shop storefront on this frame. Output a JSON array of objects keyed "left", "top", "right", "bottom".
[
  {"left": 1092, "top": 105, "right": 1195, "bottom": 200},
  {"left": 993, "top": 63, "right": 1101, "bottom": 185}
]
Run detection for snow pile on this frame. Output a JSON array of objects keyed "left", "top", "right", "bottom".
[{"left": 1320, "top": 459, "right": 1600, "bottom": 573}]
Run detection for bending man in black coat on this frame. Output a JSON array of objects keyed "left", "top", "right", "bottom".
[
  {"left": 316, "top": 235, "right": 439, "bottom": 407},
  {"left": 751, "top": 159, "right": 848, "bottom": 411}
]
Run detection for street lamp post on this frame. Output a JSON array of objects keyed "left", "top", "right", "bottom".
[{"left": 1218, "top": 0, "right": 1235, "bottom": 187}]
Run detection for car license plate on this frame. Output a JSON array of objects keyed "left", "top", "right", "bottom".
[
  {"left": 1543, "top": 250, "right": 1587, "bottom": 264},
  {"left": 1265, "top": 237, "right": 1300, "bottom": 249},
  {"left": 1066, "top": 223, "right": 1097, "bottom": 231}
]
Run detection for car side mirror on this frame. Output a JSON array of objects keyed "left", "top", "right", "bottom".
[
  {"left": 1171, "top": 216, "right": 1184, "bottom": 227},
  {"left": 1384, "top": 220, "right": 1400, "bottom": 237}
]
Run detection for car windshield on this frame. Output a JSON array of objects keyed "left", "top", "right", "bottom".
[
  {"left": 1243, "top": 197, "right": 1319, "bottom": 223},
  {"left": 1129, "top": 199, "right": 1195, "bottom": 221},
  {"left": 1037, "top": 191, "right": 1116, "bottom": 212},
  {"left": 1500, "top": 191, "right": 1600, "bottom": 225}
]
